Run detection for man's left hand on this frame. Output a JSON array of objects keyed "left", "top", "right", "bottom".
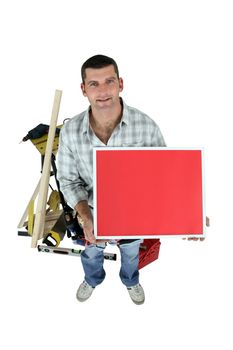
[{"left": 182, "top": 237, "right": 205, "bottom": 241}]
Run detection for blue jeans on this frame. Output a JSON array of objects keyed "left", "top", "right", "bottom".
[{"left": 81, "top": 240, "right": 141, "bottom": 288}]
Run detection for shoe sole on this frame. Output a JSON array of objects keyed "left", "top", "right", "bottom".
[
  {"left": 76, "top": 292, "right": 93, "bottom": 302},
  {"left": 131, "top": 298, "right": 145, "bottom": 305},
  {"left": 76, "top": 287, "right": 94, "bottom": 302},
  {"left": 76, "top": 296, "right": 90, "bottom": 302}
]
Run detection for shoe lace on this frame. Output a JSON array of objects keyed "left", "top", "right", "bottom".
[
  {"left": 83, "top": 281, "right": 93, "bottom": 290},
  {"left": 128, "top": 284, "right": 141, "bottom": 293},
  {"left": 83, "top": 281, "right": 90, "bottom": 289},
  {"left": 133, "top": 284, "right": 141, "bottom": 293}
]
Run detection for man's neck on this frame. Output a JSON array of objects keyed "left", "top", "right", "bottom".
[
  {"left": 90, "top": 99, "right": 123, "bottom": 132},
  {"left": 89, "top": 99, "right": 123, "bottom": 144}
]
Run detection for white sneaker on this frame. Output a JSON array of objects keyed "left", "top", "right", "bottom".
[
  {"left": 76, "top": 281, "right": 95, "bottom": 302},
  {"left": 127, "top": 283, "right": 145, "bottom": 305}
]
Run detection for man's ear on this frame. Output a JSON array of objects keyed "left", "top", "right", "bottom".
[
  {"left": 81, "top": 83, "right": 87, "bottom": 96},
  {"left": 119, "top": 78, "right": 124, "bottom": 92}
]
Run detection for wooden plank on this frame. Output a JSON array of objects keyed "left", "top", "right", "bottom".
[
  {"left": 17, "top": 179, "right": 41, "bottom": 228},
  {"left": 27, "top": 200, "right": 34, "bottom": 235},
  {"left": 41, "top": 210, "right": 63, "bottom": 239},
  {"left": 23, "top": 210, "right": 63, "bottom": 239},
  {"left": 23, "top": 209, "right": 63, "bottom": 227},
  {"left": 31, "top": 90, "right": 62, "bottom": 248}
]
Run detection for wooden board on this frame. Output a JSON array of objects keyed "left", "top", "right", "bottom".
[
  {"left": 17, "top": 179, "right": 41, "bottom": 228},
  {"left": 31, "top": 90, "right": 62, "bottom": 248}
]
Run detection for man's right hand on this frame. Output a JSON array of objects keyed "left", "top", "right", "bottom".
[
  {"left": 82, "top": 218, "right": 96, "bottom": 244},
  {"left": 75, "top": 200, "right": 96, "bottom": 244}
]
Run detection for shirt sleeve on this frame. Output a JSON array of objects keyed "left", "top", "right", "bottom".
[
  {"left": 151, "top": 123, "right": 167, "bottom": 147},
  {"left": 56, "top": 126, "right": 88, "bottom": 209}
]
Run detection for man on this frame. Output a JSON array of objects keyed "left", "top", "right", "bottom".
[{"left": 57, "top": 54, "right": 166, "bottom": 304}]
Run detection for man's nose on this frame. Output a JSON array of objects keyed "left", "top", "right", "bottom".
[{"left": 97, "top": 83, "right": 108, "bottom": 94}]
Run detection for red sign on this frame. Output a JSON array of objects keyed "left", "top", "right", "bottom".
[{"left": 94, "top": 148, "right": 205, "bottom": 239}]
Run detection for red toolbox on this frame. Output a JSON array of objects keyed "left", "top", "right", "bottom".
[{"left": 139, "top": 239, "right": 161, "bottom": 269}]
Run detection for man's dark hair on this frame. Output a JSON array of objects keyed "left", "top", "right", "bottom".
[{"left": 81, "top": 54, "right": 119, "bottom": 83}]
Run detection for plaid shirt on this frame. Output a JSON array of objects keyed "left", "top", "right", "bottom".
[{"left": 56, "top": 99, "right": 166, "bottom": 209}]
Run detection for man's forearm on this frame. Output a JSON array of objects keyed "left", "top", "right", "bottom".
[
  {"left": 75, "top": 200, "right": 92, "bottom": 222},
  {"left": 75, "top": 200, "right": 96, "bottom": 243}
]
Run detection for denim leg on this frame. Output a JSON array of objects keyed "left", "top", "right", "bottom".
[
  {"left": 118, "top": 240, "right": 141, "bottom": 287},
  {"left": 81, "top": 243, "right": 106, "bottom": 287}
]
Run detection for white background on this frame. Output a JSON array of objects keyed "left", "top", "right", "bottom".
[{"left": 1, "top": 0, "right": 233, "bottom": 349}]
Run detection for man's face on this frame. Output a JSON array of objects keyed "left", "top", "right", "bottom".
[{"left": 81, "top": 65, "right": 123, "bottom": 110}]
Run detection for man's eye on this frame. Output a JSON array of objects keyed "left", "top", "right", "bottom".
[
  {"left": 89, "top": 82, "right": 97, "bottom": 87},
  {"left": 107, "top": 79, "right": 114, "bottom": 84}
]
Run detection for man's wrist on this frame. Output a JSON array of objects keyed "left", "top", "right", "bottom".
[{"left": 75, "top": 200, "right": 93, "bottom": 222}]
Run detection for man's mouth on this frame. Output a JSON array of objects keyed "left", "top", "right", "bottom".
[{"left": 96, "top": 97, "right": 112, "bottom": 102}]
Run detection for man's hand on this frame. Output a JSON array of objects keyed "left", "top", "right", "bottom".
[
  {"left": 75, "top": 200, "right": 96, "bottom": 244},
  {"left": 183, "top": 218, "right": 209, "bottom": 241},
  {"left": 75, "top": 200, "right": 109, "bottom": 245},
  {"left": 182, "top": 237, "right": 205, "bottom": 241},
  {"left": 82, "top": 218, "right": 96, "bottom": 244}
]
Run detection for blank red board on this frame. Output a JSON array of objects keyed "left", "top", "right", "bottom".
[{"left": 93, "top": 148, "right": 205, "bottom": 239}]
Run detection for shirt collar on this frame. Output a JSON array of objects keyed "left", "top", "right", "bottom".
[
  {"left": 82, "top": 106, "right": 91, "bottom": 134},
  {"left": 120, "top": 98, "right": 130, "bottom": 126}
]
